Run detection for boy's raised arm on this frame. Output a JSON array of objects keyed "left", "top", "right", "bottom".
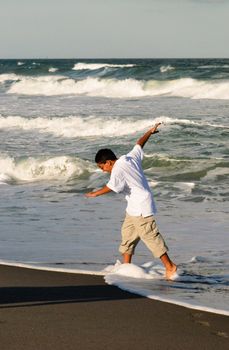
[{"left": 137, "top": 123, "right": 161, "bottom": 148}]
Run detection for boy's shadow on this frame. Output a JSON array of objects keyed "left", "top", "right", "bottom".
[{"left": 0, "top": 284, "right": 141, "bottom": 309}]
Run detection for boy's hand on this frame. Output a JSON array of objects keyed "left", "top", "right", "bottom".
[
  {"left": 85, "top": 186, "right": 111, "bottom": 198},
  {"left": 137, "top": 122, "right": 161, "bottom": 148},
  {"left": 150, "top": 122, "right": 161, "bottom": 134},
  {"left": 85, "top": 192, "right": 97, "bottom": 198}
]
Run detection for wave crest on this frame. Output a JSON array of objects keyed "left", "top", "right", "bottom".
[
  {"left": 3, "top": 74, "right": 229, "bottom": 99},
  {"left": 0, "top": 155, "right": 94, "bottom": 184},
  {"left": 0, "top": 115, "right": 227, "bottom": 138},
  {"left": 48, "top": 67, "right": 58, "bottom": 73},
  {"left": 0, "top": 115, "right": 155, "bottom": 137},
  {"left": 160, "top": 65, "right": 175, "bottom": 73},
  {"left": 73, "top": 63, "right": 136, "bottom": 70}
]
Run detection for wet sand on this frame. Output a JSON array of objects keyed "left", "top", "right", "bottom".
[{"left": 0, "top": 264, "right": 228, "bottom": 350}]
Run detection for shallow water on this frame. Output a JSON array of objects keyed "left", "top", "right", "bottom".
[{"left": 0, "top": 59, "right": 228, "bottom": 314}]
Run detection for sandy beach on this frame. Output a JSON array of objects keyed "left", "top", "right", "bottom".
[{"left": 0, "top": 264, "right": 228, "bottom": 350}]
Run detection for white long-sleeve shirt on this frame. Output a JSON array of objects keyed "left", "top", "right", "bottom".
[{"left": 107, "top": 144, "right": 156, "bottom": 217}]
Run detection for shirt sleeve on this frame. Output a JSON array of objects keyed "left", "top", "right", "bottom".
[
  {"left": 127, "top": 144, "right": 144, "bottom": 162},
  {"left": 107, "top": 168, "right": 125, "bottom": 193}
]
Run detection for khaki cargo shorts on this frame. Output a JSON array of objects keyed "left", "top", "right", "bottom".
[{"left": 119, "top": 213, "right": 168, "bottom": 258}]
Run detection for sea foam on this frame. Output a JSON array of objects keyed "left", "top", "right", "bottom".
[
  {"left": 0, "top": 115, "right": 227, "bottom": 139},
  {"left": 48, "top": 67, "right": 58, "bottom": 73},
  {"left": 0, "top": 258, "right": 228, "bottom": 315},
  {"left": 104, "top": 260, "right": 156, "bottom": 279},
  {"left": 0, "top": 115, "right": 155, "bottom": 137},
  {"left": 104, "top": 261, "right": 229, "bottom": 316},
  {"left": 3, "top": 74, "right": 229, "bottom": 99},
  {"left": 0, "top": 73, "right": 19, "bottom": 83},
  {"left": 0, "top": 155, "right": 94, "bottom": 184},
  {"left": 73, "top": 63, "right": 136, "bottom": 70},
  {"left": 160, "top": 65, "right": 175, "bottom": 73}
]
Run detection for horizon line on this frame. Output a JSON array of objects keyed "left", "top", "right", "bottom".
[{"left": 0, "top": 57, "right": 229, "bottom": 60}]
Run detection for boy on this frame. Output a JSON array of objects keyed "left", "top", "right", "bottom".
[{"left": 86, "top": 123, "right": 177, "bottom": 280}]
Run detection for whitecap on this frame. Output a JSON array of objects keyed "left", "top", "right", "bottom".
[
  {"left": 48, "top": 67, "right": 58, "bottom": 73},
  {"left": 5, "top": 75, "right": 229, "bottom": 100},
  {"left": 0, "top": 174, "right": 11, "bottom": 185},
  {"left": 160, "top": 65, "right": 175, "bottom": 73},
  {"left": 0, "top": 115, "right": 154, "bottom": 137},
  {"left": 198, "top": 65, "right": 229, "bottom": 69},
  {"left": 1, "top": 115, "right": 228, "bottom": 139},
  {"left": 73, "top": 63, "right": 135, "bottom": 70},
  {"left": 0, "top": 154, "right": 95, "bottom": 183},
  {"left": 0, "top": 73, "right": 20, "bottom": 83},
  {"left": 190, "top": 256, "right": 210, "bottom": 263}
]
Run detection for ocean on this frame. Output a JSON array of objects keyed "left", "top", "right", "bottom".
[{"left": 0, "top": 58, "right": 228, "bottom": 315}]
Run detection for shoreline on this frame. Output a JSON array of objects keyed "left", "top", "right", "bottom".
[
  {"left": 0, "top": 264, "right": 228, "bottom": 350},
  {"left": 1, "top": 260, "right": 228, "bottom": 317}
]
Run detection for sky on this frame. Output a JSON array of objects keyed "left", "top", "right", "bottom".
[{"left": 0, "top": 0, "right": 228, "bottom": 58}]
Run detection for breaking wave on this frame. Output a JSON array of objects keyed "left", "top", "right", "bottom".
[
  {"left": 0, "top": 115, "right": 153, "bottom": 137},
  {"left": 160, "top": 65, "right": 175, "bottom": 73},
  {"left": 2, "top": 74, "right": 229, "bottom": 99},
  {"left": 72, "top": 63, "right": 136, "bottom": 70},
  {"left": 48, "top": 67, "right": 58, "bottom": 73},
  {"left": 198, "top": 64, "right": 229, "bottom": 69},
  {"left": 0, "top": 115, "right": 227, "bottom": 138},
  {"left": 0, "top": 73, "right": 19, "bottom": 83},
  {"left": 0, "top": 154, "right": 94, "bottom": 184}
]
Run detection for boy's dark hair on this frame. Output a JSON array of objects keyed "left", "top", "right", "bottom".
[{"left": 95, "top": 149, "right": 117, "bottom": 164}]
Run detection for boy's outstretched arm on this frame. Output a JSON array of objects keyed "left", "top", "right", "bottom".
[
  {"left": 86, "top": 185, "right": 112, "bottom": 198},
  {"left": 137, "top": 123, "right": 161, "bottom": 148}
]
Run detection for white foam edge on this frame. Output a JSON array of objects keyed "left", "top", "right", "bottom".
[
  {"left": 0, "top": 260, "right": 105, "bottom": 276},
  {"left": 105, "top": 277, "right": 229, "bottom": 316}
]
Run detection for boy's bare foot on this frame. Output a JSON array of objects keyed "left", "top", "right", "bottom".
[{"left": 165, "top": 264, "right": 177, "bottom": 280}]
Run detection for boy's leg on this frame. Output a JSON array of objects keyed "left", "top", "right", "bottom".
[
  {"left": 138, "top": 215, "right": 177, "bottom": 279},
  {"left": 160, "top": 252, "right": 177, "bottom": 280},
  {"left": 123, "top": 253, "right": 133, "bottom": 263},
  {"left": 119, "top": 214, "right": 140, "bottom": 264}
]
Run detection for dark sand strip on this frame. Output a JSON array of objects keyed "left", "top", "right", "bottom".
[{"left": 0, "top": 265, "right": 228, "bottom": 350}]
